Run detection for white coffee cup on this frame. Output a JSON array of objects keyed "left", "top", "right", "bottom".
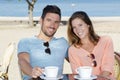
[
  {"left": 76, "top": 66, "right": 92, "bottom": 78},
  {"left": 44, "top": 66, "right": 58, "bottom": 78}
]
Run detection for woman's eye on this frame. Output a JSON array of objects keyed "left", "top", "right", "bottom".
[
  {"left": 79, "top": 24, "right": 82, "bottom": 27},
  {"left": 72, "top": 27, "right": 76, "bottom": 29}
]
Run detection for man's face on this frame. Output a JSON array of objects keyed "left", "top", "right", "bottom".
[{"left": 41, "top": 13, "right": 61, "bottom": 37}]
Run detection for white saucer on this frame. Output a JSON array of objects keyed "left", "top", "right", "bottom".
[
  {"left": 74, "top": 75, "right": 97, "bottom": 80},
  {"left": 40, "top": 75, "right": 63, "bottom": 80}
]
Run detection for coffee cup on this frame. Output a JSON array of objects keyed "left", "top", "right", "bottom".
[
  {"left": 76, "top": 66, "right": 92, "bottom": 78},
  {"left": 43, "top": 66, "right": 58, "bottom": 78}
]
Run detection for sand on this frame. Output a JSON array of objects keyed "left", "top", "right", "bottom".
[
  {"left": 0, "top": 17, "right": 120, "bottom": 80},
  {"left": 0, "top": 17, "right": 120, "bottom": 53}
]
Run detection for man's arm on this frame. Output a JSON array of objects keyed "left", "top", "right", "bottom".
[
  {"left": 18, "top": 52, "right": 43, "bottom": 78},
  {"left": 18, "top": 53, "right": 32, "bottom": 76}
]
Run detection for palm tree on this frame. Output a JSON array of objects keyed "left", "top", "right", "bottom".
[
  {"left": 18, "top": 0, "right": 37, "bottom": 27},
  {"left": 26, "top": 0, "right": 37, "bottom": 27}
]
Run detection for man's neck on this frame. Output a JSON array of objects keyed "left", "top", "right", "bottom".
[{"left": 37, "top": 31, "right": 53, "bottom": 42}]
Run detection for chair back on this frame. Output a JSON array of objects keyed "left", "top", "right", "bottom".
[
  {"left": 0, "top": 42, "right": 15, "bottom": 80},
  {"left": 114, "top": 52, "right": 120, "bottom": 80}
]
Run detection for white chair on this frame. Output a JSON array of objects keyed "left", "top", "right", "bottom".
[{"left": 0, "top": 42, "right": 15, "bottom": 80}]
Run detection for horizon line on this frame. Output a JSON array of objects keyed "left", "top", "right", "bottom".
[{"left": 0, "top": 16, "right": 120, "bottom": 22}]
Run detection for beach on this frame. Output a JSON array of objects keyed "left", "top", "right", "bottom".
[
  {"left": 0, "top": 16, "right": 120, "bottom": 80},
  {"left": 0, "top": 16, "right": 120, "bottom": 53}
]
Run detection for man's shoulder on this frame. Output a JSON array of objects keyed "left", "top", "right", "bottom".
[
  {"left": 52, "top": 37, "right": 69, "bottom": 47},
  {"left": 54, "top": 37, "right": 67, "bottom": 41},
  {"left": 19, "top": 36, "right": 36, "bottom": 43},
  {"left": 53, "top": 37, "right": 68, "bottom": 43}
]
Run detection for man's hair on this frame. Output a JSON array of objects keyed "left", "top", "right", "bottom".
[{"left": 41, "top": 5, "right": 61, "bottom": 19}]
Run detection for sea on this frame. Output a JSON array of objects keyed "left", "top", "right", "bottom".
[{"left": 0, "top": 0, "right": 120, "bottom": 17}]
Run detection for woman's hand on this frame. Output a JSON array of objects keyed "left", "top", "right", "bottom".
[
  {"left": 97, "top": 71, "right": 111, "bottom": 80},
  {"left": 97, "top": 75, "right": 111, "bottom": 80}
]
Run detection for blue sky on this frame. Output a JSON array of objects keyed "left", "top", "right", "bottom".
[{"left": 0, "top": 0, "right": 120, "bottom": 17}]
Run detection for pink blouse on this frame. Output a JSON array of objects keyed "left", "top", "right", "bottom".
[{"left": 69, "top": 36, "right": 115, "bottom": 79}]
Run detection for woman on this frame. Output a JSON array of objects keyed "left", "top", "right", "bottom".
[{"left": 67, "top": 11, "right": 115, "bottom": 80}]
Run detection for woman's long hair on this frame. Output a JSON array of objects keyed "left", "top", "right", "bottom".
[{"left": 67, "top": 11, "right": 100, "bottom": 47}]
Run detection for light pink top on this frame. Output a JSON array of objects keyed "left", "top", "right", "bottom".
[{"left": 69, "top": 36, "right": 115, "bottom": 79}]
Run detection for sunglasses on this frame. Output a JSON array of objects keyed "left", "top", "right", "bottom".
[
  {"left": 43, "top": 42, "right": 51, "bottom": 55},
  {"left": 89, "top": 53, "right": 97, "bottom": 67}
]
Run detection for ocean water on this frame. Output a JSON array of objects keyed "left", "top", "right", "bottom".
[{"left": 0, "top": 0, "right": 120, "bottom": 17}]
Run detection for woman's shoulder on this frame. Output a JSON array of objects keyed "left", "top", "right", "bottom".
[
  {"left": 100, "top": 35, "right": 112, "bottom": 41},
  {"left": 100, "top": 35, "right": 113, "bottom": 43}
]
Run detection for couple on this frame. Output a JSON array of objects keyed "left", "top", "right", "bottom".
[{"left": 17, "top": 5, "right": 115, "bottom": 80}]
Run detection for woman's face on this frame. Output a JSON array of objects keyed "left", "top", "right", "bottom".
[{"left": 71, "top": 18, "right": 89, "bottom": 39}]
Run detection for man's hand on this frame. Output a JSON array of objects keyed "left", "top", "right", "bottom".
[{"left": 31, "top": 66, "right": 43, "bottom": 78}]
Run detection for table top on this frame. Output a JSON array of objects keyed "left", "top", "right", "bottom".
[{"left": 30, "top": 74, "right": 97, "bottom": 80}]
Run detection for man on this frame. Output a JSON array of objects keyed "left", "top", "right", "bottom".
[{"left": 17, "top": 5, "right": 69, "bottom": 80}]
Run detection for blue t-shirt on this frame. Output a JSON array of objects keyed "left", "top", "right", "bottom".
[{"left": 17, "top": 36, "right": 69, "bottom": 80}]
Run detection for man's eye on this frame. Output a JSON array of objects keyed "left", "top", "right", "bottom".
[
  {"left": 55, "top": 21, "right": 60, "bottom": 24},
  {"left": 47, "top": 19, "right": 51, "bottom": 22}
]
